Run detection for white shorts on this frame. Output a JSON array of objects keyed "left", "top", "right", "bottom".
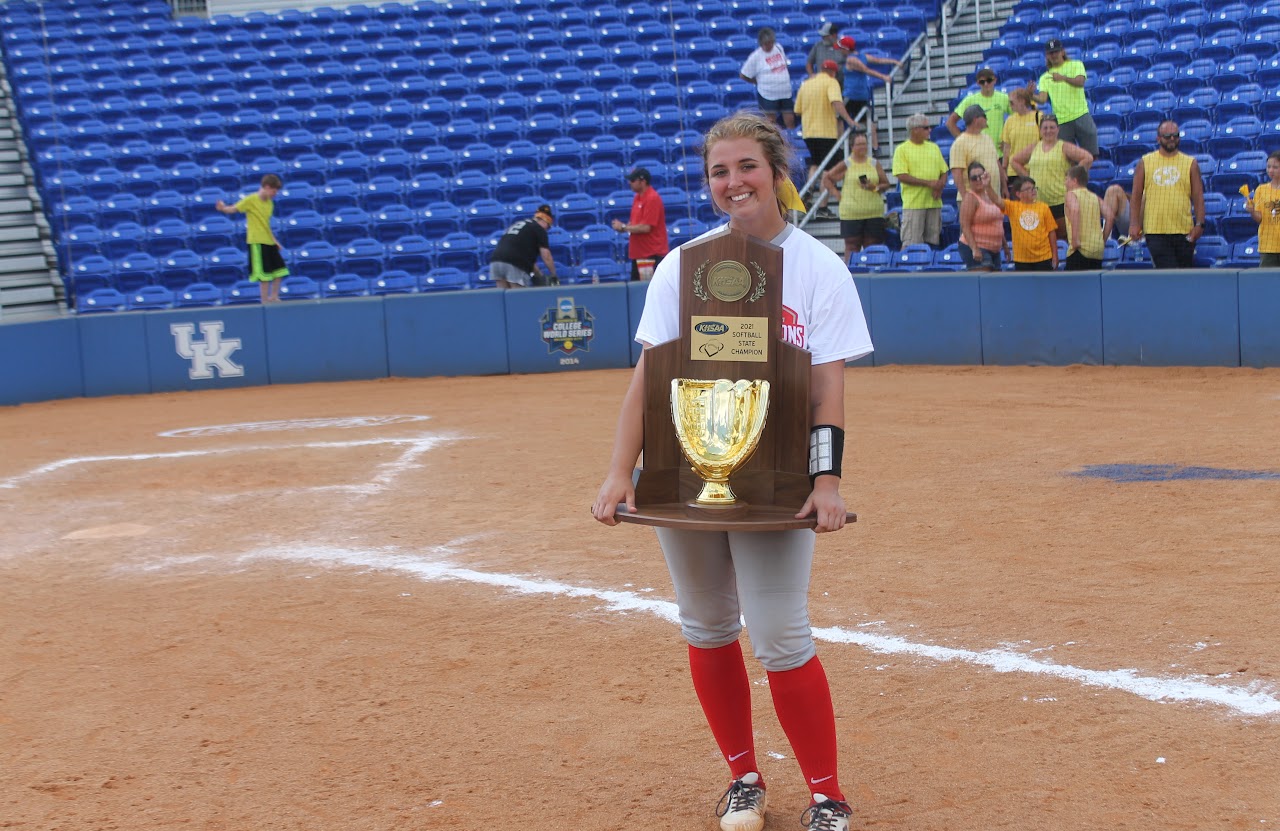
[{"left": 656, "top": 527, "right": 817, "bottom": 672}]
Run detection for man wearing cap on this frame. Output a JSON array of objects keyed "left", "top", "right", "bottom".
[
  {"left": 946, "top": 68, "right": 1011, "bottom": 159},
  {"left": 794, "top": 59, "right": 860, "bottom": 186},
  {"left": 740, "top": 26, "right": 795, "bottom": 129},
  {"left": 612, "top": 167, "right": 668, "bottom": 281},
  {"left": 1028, "top": 39, "right": 1098, "bottom": 157},
  {"left": 950, "top": 104, "right": 1005, "bottom": 202},
  {"left": 838, "top": 35, "right": 900, "bottom": 152},
  {"left": 490, "top": 204, "right": 557, "bottom": 289},
  {"left": 1128, "top": 121, "right": 1206, "bottom": 269},
  {"left": 806, "top": 22, "right": 845, "bottom": 84},
  {"left": 892, "top": 112, "right": 950, "bottom": 247}
]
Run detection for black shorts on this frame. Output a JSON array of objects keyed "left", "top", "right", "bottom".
[
  {"left": 840, "top": 217, "right": 886, "bottom": 242},
  {"left": 249, "top": 243, "right": 289, "bottom": 282},
  {"left": 803, "top": 137, "right": 840, "bottom": 170},
  {"left": 845, "top": 99, "right": 874, "bottom": 122}
]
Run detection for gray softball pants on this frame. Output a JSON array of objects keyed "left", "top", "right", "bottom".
[{"left": 656, "top": 527, "right": 817, "bottom": 672}]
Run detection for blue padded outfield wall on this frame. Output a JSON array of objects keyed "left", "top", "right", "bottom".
[{"left": 2, "top": 270, "right": 1279, "bottom": 407}]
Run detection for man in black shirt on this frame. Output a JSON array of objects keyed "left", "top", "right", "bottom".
[{"left": 489, "top": 204, "right": 558, "bottom": 288}]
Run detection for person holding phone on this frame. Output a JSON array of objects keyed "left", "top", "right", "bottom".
[{"left": 821, "top": 132, "right": 891, "bottom": 261}]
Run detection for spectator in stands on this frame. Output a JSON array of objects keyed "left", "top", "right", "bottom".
[
  {"left": 1009, "top": 115, "right": 1094, "bottom": 239},
  {"left": 891, "top": 113, "right": 950, "bottom": 247},
  {"left": 820, "top": 131, "right": 891, "bottom": 261},
  {"left": 612, "top": 167, "right": 669, "bottom": 281},
  {"left": 806, "top": 22, "right": 845, "bottom": 84},
  {"left": 740, "top": 27, "right": 796, "bottom": 130},
  {"left": 1001, "top": 88, "right": 1041, "bottom": 177},
  {"left": 1027, "top": 39, "right": 1098, "bottom": 157},
  {"left": 837, "top": 35, "right": 900, "bottom": 152},
  {"left": 1063, "top": 165, "right": 1114, "bottom": 270},
  {"left": 1243, "top": 150, "right": 1280, "bottom": 267},
  {"left": 946, "top": 68, "right": 1010, "bottom": 162},
  {"left": 1128, "top": 121, "right": 1206, "bottom": 269},
  {"left": 490, "top": 204, "right": 557, "bottom": 288},
  {"left": 794, "top": 60, "right": 860, "bottom": 189},
  {"left": 950, "top": 104, "right": 1005, "bottom": 203},
  {"left": 215, "top": 173, "right": 287, "bottom": 303},
  {"left": 1004, "top": 176, "right": 1059, "bottom": 271},
  {"left": 1104, "top": 185, "right": 1131, "bottom": 241},
  {"left": 958, "top": 161, "right": 1007, "bottom": 271}
]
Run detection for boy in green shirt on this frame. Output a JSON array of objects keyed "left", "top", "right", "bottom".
[{"left": 216, "top": 174, "right": 287, "bottom": 303}]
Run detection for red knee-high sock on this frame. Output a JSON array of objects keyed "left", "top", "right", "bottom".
[
  {"left": 767, "top": 655, "right": 844, "bottom": 802},
  {"left": 688, "top": 641, "right": 761, "bottom": 781}
]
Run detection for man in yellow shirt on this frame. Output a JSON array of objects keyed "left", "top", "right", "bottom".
[
  {"left": 950, "top": 104, "right": 1004, "bottom": 202},
  {"left": 891, "top": 112, "right": 950, "bottom": 246},
  {"left": 794, "top": 59, "right": 859, "bottom": 186},
  {"left": 216, "top": 174, "right": 287, "bottom": 302},
  {"left": 1128, "top": 121, "right": 1206, "bottom": 269}
]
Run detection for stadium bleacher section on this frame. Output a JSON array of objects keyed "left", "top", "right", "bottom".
[{"left": 2, "top": 0, "right": 1278, "bottom": 307}]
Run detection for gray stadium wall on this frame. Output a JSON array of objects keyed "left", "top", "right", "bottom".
[{"left": 2, "top": 270, "right": 1278, "bottom": 407}]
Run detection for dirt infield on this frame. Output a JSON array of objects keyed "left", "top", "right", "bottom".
[{"left": 2, "top": 366, "right": 1277, "bottom": 831}]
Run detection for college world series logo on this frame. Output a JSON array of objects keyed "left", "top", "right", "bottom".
[
  {"left": 170, "top": 321, "right": 244, "bottom": 380},
  {"left": 540, "top": 296, "right": 594, "bottom": 359}
]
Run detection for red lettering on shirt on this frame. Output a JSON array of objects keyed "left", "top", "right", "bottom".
[{"left": 781, "top": 305, "right": 805, "bottom": 348}]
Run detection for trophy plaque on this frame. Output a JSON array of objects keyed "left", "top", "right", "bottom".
[{"left": 618, "top": 226, "right": 856, "bottom": 532}]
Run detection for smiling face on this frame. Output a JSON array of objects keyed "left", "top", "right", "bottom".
[
  {"left": 850, "top": 132, "right": 869, "bottom": 161},
  {"left": 706, "top": 135, "right": 785, "bottom": 238},
  {"left": 1040, "top": 118, "right": 1060, "bottom": 142}
]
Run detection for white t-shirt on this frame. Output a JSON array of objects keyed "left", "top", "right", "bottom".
[
  {"left": 635, "top": 224, "right": 873, "bottom": 365},
  {"left": 740, "top": 45, "right": 794, "bottom": 102}
]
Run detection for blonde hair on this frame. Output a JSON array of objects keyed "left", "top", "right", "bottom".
[{"left": 701, "top": 111, "right": 798, "bottom": 218}]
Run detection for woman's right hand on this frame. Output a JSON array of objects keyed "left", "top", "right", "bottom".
[{"left": 591, "top": 470, "right": 636, "bottom": 526}]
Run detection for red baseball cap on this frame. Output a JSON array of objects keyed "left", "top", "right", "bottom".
[
  {"left": 837, "top": 35, "right": 856, "bottom": 50},
  {"left": 821, "top": 59, "right": 839, "bottom": 72}
]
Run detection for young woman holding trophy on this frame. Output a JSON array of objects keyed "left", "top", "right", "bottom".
[{"left": 591, "top": 112, "right": 873, "bottom": 831}]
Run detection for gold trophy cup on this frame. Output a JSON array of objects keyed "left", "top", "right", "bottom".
[{"left": 670, "top": 378, "right": 771, "bottom": 507}]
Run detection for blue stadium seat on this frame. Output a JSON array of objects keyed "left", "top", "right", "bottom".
[
  {"left": 370, "top": 148, "right": 415, "bottom": 181},
  {"left": 329, "top": 206, "right": 374, "bottom": 245},
  {"left": 556, "top": 192, "right": 602, "bottom": 232},
  {"left": 114, "top": 251, "right": 161, "bottom": 292},
  {"left": 148, "top": 218, "right": 193, "bottom": 258},
  {"left": 371, "top": 269, "right": 420, "bottom": 295},
  {"left": 278, "top": 275, "right": 321, "bottom": 300},
  {"left": 543, "top": 138, "right": 588, "bottom": 168},
  {"left": 495, "top": 168, "right": 538, "bottom": 203},
  {"left": 1209, "top": 117, "right": 1263, "bottom": 159},
  {"left": 125, "top": 285, "right": 175, "bottom": 311},
  {"left": 292, "top": 240, "right": 341, "bottom": 282},
  {"left": 568, "top": 110, "right": 608, "bottom": 142},
  {"left": 281, "top": 210, "right": 327, "bottom": 247},
  {"left": 1193, "top": 235, "right": 1231, "bottom": 267},
  {"left": 420, "top": 267, "right": 470, "bottom": 291},
  {"left": 1227, "top": 239, "right": 1261, "bottom": 268},
  {"left": 76, "top": 287, "right": 128, "bottom": 314},
  {"left": 363, "top": 176, "right": 406, "bottom": 211},
  {"left": 421, "top": 201, "right": 465, "bottom": 237},
  {"left": 539, "top": 165, "right": 584, "bottom": 201},
  {"left": 852, "top": 244, "right": 892, "bottom": 272},
  {"left": 320, "top": 273, "right": 371, "bottom": 297},
  {"left": 387, "top": 234, "right": 436, "bottom": 274},
  {"left": 159, "top": 249, "right": 205, "bottom": 290},
  {"left": 1219, "top": 84, "right": 1265, "bottom": 120},
  {"left": 337, "top": 238, "right": 385, "bottom": 280},
  {"left": 575, "top": 223, "right": 621, "bottom": 262},
  {"left": 526, "top": 112, "right": 565, "bottom": 144},
  {"left": 175, "top": 282, "right": 224, "bottom": 308},
  {"left": 204, "top": 247, "right": 249, "bottom": 287},
  {"left": 374, "top": 204, "right": 419, "bottom": 244},
  {"left": 583, "top": 162, "right": 626, "bottom": 197},
  {"left": 436, "top": 232, "right": 483, "bottom": 272},
  {"left": 463, "top": 199, "right": 509, "bottom": 238},
  {"left": 1172, "top": 92, "right": 1219, "bottom": 126}
]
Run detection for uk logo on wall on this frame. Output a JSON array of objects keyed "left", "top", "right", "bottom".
[
  {"left": 170, "top": 321, "right": 244, "bottom": 380},
  {"left": 540, "top": 296, "right": 594, "bottom": 360}
]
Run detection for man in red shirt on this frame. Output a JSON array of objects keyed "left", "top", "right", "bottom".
[{"left": 611, "top": 167, "right": 669, "bottom": 281}]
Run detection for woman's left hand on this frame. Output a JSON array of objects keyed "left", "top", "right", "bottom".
[{"left": 795, "top": 477, "right": 847, "bottom": 533}]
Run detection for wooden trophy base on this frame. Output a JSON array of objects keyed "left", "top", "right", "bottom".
[{"left": 617, "top": 503, "right": 857, "bottom": 532}]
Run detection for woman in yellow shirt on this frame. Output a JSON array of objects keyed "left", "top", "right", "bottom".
[
  {"left": 1245, "top": 150, "right": 1280, "bottom": 268},
  {"left": 1000, "top": 88, "right": 1040, "bottom": 171},
  {"left": 1009, "top": 115, "right": 1093, "bottom": 241}
]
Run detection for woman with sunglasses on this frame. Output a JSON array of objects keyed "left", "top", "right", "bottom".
[{"left": 958, "top": 162, "right": 1007, "bottom": 271}]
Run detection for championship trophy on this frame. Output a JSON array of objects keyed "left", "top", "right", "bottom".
[{"left": 618, "top": 226, "right": 855, "bottom": 531}]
